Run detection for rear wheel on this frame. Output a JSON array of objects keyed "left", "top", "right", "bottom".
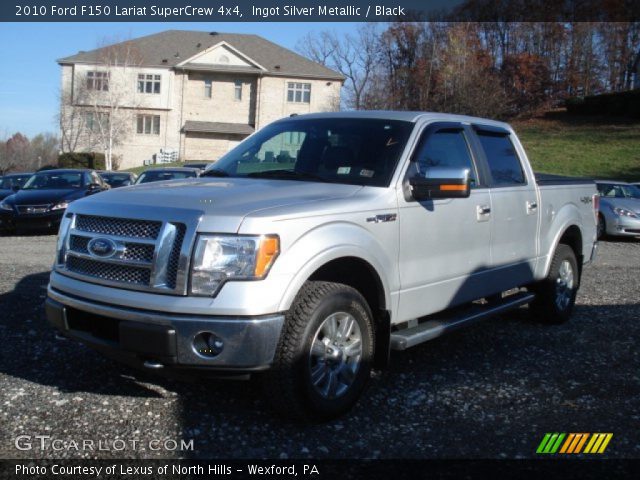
[
  {"left": 261, "top": 281, "right": 374, "bottom": 421},
  {"left": 529, "top": 244, "right": 579, "bottom": 324}
]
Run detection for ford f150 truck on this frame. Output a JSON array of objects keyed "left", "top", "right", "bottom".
[{"left": 46, "top": 112, "right": 598, "bottom": 420}]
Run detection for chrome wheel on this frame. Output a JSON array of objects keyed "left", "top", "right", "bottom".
[
  {"left": 308, "top": 312, "right": 363, "bottom": 399},
  {"left": 555, "top": 259, "right": 574, "bottom": 311}
]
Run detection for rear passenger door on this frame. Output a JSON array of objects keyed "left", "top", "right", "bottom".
[{"left": 472, "top": 125, "right": 539, "bottom": 285}]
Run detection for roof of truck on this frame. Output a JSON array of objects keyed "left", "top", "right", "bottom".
[{"left": 281, "top": 111, "right": 513, "bottom": 130}]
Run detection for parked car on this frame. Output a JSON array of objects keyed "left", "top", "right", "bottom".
[
  {"left": 595, "top": 181, "right": 640, "bottom": 238},
  {"left": 46, "top": 111, "right": 597, "bottom": 420},
  {"left": 134, "top": 167, "right": 200, "bottom": 184},
  {"left": 0, "top": 172, "right": 33, "bottom": 200},
  {"left": 0, "top": 169, "right": 109, "bottom": 233},
  {"left": 184, "top": 162, "right": 214, "bottom": 172},
  {"left": 98, "top": 171, "right": 137, "bottom": 188}
]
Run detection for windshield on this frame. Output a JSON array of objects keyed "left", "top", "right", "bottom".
[
  {"left": 206, "top": 118, "right": 414, "bottom": 187},
  {"left": 136, "top": 170, "right": 197, "bottom": 184},
  {"left": 1, "top": 175, "right": 30, "bottom": 189},
  {"left": 597, "top": 183, "right": 640, "bottom": 199},
  {"left": 101, "top": 173, "right": 132, "bottom": 187},
  {"left": 22, "top": 172, "right": 84, "bottom": 190}
]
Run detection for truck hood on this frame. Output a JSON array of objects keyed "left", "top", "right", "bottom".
[{"left": 70, "top": 178, "right": 363, "bottom": 232}]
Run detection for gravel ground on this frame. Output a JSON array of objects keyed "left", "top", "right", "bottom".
[{"left": 0, "top": 234, "right": 638, "bottom": 459}]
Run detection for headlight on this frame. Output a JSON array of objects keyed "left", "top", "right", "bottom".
[
  {"left": 51, "top": 201, "right": 70, "bottom": 211},
  {"left": 612, "top": 206, "right": 638, "bottom": 218},
  {"left": 190, "top": 234, "right": 279, "bottom": 296},
  {"left": 0, "top": 201, "right": 12, "bottom": 211}
]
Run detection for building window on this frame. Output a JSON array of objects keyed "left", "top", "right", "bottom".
[
  {"left": 136, "top": 114, "right": 160, "bottom": 135},
  {"left": 85, "top": 111, "right": 109, "bottom": 132},
  {"left": 86, "top": 71, "right": 109, "bottom": 91},
  {"left": 234, "top": 80, "right": 242, "bottom": 101},
  {"left": 137, "top": 74, "right": 161, "bottom": 94},
  {"left": 204, "top": 79, "right": 212, "bottom": 98},
  {"left": 287, "top": 82, "right": 311, "bottom": 103}
]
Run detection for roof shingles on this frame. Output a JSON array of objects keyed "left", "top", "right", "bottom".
[{"left": 58, "top": 30, "right": 344, "bottom": 80}]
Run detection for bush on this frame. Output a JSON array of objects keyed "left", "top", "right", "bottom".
[
  {"left": 566, "top": 90, "right": 640, "bottom": 118},
  {"left": 58, "top": 152, "right": 106, "bottom": 170}
]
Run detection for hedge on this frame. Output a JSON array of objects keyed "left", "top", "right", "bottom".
[
  {"left": 566, "top": 90, "right": 640, "bottom": 118},
  {"left": 58, "top": 152, "right": 106, "bottom": 170}
]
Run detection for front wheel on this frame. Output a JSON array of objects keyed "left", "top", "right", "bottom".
[
  {"left": 261, "top": 281, "right": 375, "bottom": 421},
  {"left": 529, "top": 244, "right": 579, "bottom": 324}
]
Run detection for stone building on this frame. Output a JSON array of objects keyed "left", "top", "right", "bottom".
[{"left": 58, "top": 30, "right": 343, "bottom": 169}]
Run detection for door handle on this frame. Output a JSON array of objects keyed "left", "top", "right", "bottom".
[
  {"left": 527, "top": 201, "right": 538, "bottom": 213},
  {"left": 477, "top": 205, "right": 491, "bottom": 222}
]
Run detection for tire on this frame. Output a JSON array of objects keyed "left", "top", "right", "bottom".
[
  {"left": 597, "top": 214, "right": 606, "bottom": 240},
  {"left": 529, "top": 244, "right": 579, "bottom": 324},
  {"left": 261, "top": 281, "right": 375, "bottom": 421}
]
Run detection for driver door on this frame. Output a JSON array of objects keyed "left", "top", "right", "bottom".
[{"left": 396, "top": 122, "right": 493, "bottom": 322}]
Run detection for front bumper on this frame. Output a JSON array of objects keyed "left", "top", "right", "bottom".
[
  {"left": 46, "top": 286, "right": 285, "bottom": 373},
  {"left": 607, "top": 215, "right": 640, "bottom": 237}
]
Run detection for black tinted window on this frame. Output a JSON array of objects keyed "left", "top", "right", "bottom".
[
  {"left": 477, "top": 132, "right": 525, "bottom": 186},
  {"left": 214, "top": 119, "right": 414, "bottom": 187},
  {"left": 413, "top": 129, "right": 476, "bottom": 185}
]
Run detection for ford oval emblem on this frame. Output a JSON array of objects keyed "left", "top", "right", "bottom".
[{"left": 87, "top": 238, "right": 117, "bottom": 258}]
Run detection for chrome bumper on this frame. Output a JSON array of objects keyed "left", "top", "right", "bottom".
[{"left": 46, "top": 286, "right": 284, "bottom": 372}]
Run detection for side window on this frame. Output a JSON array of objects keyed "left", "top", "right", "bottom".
[
  {"left": 476, "top": 132, "right": 525, "bottom": 186},
  {"left": 412, "top": 129, "right": 477, "bottom": 186}
]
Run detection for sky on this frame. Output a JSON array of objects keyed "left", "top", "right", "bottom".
[{"left": 0, "top": 22, "right": 360, "bottom": 138}]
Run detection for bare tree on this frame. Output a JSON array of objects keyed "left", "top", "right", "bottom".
[
  {"left": 58, "top": 87, "right": 90, "bottom": 154},
  {"left": 71, "top": 38, "right": 143, "bottom": 170},
  {"left": 297, "top": 25, "right": 379, "bottom": 109}
]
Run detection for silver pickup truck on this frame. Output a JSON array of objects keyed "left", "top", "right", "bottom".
[{"left": 46, "top": 112, "right": 598, "bottom": 420}]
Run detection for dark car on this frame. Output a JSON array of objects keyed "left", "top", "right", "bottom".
[
  {"left": 134, "top": 167, "right": 200, "bottom": 184},
  {"left": 98, "top": 171, "right": 137, "bottom": 188},
  {"left": 0, "top": 169, "right": 109, "bottom": 233},
  {"left": 0, "top": 173, "right": 32, "bottom": 201},
  {"left": 184, "top": 162, "right": 213, "bottom": 172}
]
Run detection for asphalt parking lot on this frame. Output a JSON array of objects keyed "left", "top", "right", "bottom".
[{"left": 0, "top": 234, "right": 638, "bottom": 459}]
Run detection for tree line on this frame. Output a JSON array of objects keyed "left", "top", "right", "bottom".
[
  {"left": 297, "top": 22, "right": 640, "bottom": 118},
  {"left": 0, "top": 132, "right": 58, "bottom": 175}
]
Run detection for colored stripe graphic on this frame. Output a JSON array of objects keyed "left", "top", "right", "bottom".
[
  {"left": 536, "top": 433, "right": 565, "bottom": 454},
  {"left": 538, "top": 433, "right": 613, "bottom": 454}
]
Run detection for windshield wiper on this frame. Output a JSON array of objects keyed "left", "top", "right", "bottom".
[
  {"left": 246, "top": 169, "right": 329, "bottom": 183},
  {"left": 201, "top": 168, "right": 230, "bottom": 177}
]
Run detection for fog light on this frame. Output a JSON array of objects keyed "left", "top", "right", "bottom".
[{"left": 193, "top": 332, "right": 224, "bottom": 358}]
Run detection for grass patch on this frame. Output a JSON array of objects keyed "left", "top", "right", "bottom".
[
  {"left": 124, "top": 162, "right": 183, "bottom": 176},
  {"left": 513, "top": 114, "right": 640, "bottom": 181}
]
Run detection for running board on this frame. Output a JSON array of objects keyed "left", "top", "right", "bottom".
[{"left": 390, "top": 292, "right": 535, "bottom": 351}]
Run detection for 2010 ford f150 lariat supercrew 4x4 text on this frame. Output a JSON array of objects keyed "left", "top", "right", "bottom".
[{"left": 46, "top": 112, "right": 598, "bottom": 420}]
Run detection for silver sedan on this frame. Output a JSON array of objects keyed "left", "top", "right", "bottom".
[{"left": 596, "top": 181, "right": 640, "bottom": 238}]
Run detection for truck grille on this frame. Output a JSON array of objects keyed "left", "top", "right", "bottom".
[
  {"left": 66, "top": 256, "right": 151, "bottom": 285},
  {"left": 75, "top": 215, "right": 161, "bottom": 239},
  {"left": 60, "top": 214, "right": 190, "bottom": 294}
]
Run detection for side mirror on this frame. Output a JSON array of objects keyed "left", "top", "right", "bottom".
[
  {"left": 409, "top": 167, "right": 471, "bottom": 201},
  {"left": 86, "top": 182, "right": 101, "bottom": 194}
]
